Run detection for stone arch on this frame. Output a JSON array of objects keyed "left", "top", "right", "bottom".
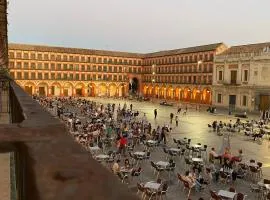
[
  {"left": 202, "top": 87, "right": 212, "bottom": 104},
  {"left": 108, "top": 83, "right": 117, "bottom": 97},
  {"left": 37, "top": 82, "right": 49, "bottom": 96},
  {"left": 153, "top": 85, "right": 159, "bottom": 98},
  {"left": 175, "top": 87, "right": 181, "bottom": 101},
  {"left": 192, "top": 87, "right": 202, "bottom": 103},
  {"left": 51, "top": 82, "right": 62, "bottom": 96},
  {"left": 118, "top": 83, "right": 126, "bottom": 97},
  {"left": 183, "top": 87, "right": 191, "bottom": 102},
  {"left": 75, "top": 82, "right": 85, "bottom": 97},
  {"left": 63, "top": 82, "right": 74, "bottom": 96},
  {"left": 24, "top": 81, "right": 36, "bottom": 96},
  {"left": 166, "top": 85, "right": 174, "bottom": 99},
  {"left": 87, "top": 83, "right": 96, "bottom": 97},
  {"left": 160, "top": 85, "right": 166, "bottom": 99},
  {"left": 98, "top": 83, "right": 107, "bottom": 97},
  {"left": 129, "top": 77, "right": 139, "bottom": 94}
]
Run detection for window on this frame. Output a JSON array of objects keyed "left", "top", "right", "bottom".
[
  {"left": 44, "top": 73, "right": 49, "bottom": 79},
  {"left": 103, "top": 58, "right": 107, "bottom": 63},
  {"left": 38, "top": 73, "right": 42, "bottom": 79},
  {"left": 38, "top": 53, "right": 42, "bottom": 60},
  {"left": 218, "top": 71, "right": 223, "bottom": 81},
  {"left": 44, "top": 63, "right": 49, "bottom": 70},
  {"left": 87, "top": 74, "right": 91, "bottom": 80},
  {"left": 217, "top": 94, "right": 222, "bottom": 103},
  {"left": 24, "top": 72, "right": 29, "bottom": 79},
  {"left": 37, "top": 63, "right": 42, "bottom": 69},
  {"left": 23, "top": 53, "right": 29, "bottom": 59},
  {"left": 64, "top": 64, "right": 68, "bottom": 70},
  {"left": 98, "top": 58, "right": 102, "bottom": 63},
  {"left": 16, "top": 52, "right": 22, "bottom": 58},
  {"left": 51, "top": 63, "right": 55, "bottom": 70},
  {"left": 31, "top": 63, "right": 36, "bottom": 69},
  {"left": 75, "top": 56, "right": 79, "bottom": 62},
  {"left": 16, "top": 62, "right": 22, "bottom": 68},
  {"left": 51, "top": 54, "right": 56, "bottom": 60},
  {"left": 9, "top": 52, "right": 14, "bottom": 58},
  {"left": 70, "top": 74, "right": 73, "bottom": 80},
  {"left": 87, "top": 65, "right": 91, "bottom": 71},
  {"left": 242, "top": 96, "right": 247, "bottom": 106},
  {"left": 44, "top": 54, "right": 49, "bottom": 60},
  {"left": 63, "top": 55, "right": 67, "bottom": 61},
  {"left": 75, "top": 74, "right": 79, "bottom": 80},
  {"left": 9, "top": 61, "right": 14, "bottom": 68},
  {"left": 57, "top": 64, "right": 61, "bottom": 70},
  {"left": 69, "top": 56, "right": 73, "bottom": 62},
  {"left": 24, "top": 62, "right": 29, "bottom": 69},
  {"left": 81, "top": 74, "right": 85, "bottom": 80},
  {"left": 244, "top": 70, "right": 248, "bottom": 82},
  {"left": 51, "top": 73, "right": 55, "bottom": 80},
  {"left": 56, "top": 55, "right": 61, "bottom": 61},
  {"left": 30, "top": 53, "right": 36, "bottom": 59},
  {"left": 17, "top": 72, "right": 22, "bottom": 79},
  {"left": 64, "top": 73, "right": 68, "bottom": 79},
  {"left": 57, "top": 73, "right": 61, "bottom": 79},
  {"left": 81, "top": 56, "right": 85, "bottom": 62},
  {"left": 31, "top": 72, "right": 35, "bottom": 79},
  {"left": 81, "top": 65, "right": 85, "bottom": 71}
]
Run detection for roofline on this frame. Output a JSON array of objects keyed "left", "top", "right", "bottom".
[{"left": 8, "top": 42, "right": 225, "bottom": 59}]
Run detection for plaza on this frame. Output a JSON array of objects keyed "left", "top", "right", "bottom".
[{"left": 40, "top": 96, "right": 270, "bottom": 199}]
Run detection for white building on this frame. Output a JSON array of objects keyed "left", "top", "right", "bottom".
[{"left": 212, "top": 42, "right": 270, "bottom": 112}]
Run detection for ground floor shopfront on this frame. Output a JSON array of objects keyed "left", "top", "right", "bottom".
[
  {"left": 212, "top": 85, "right": 270, "bottom": 112},
  {"left": 142, "top": 84, "right": 212, "bottom": 104},
  {"left": 17, "top": 80, "right": 130, "bottom": 98}
]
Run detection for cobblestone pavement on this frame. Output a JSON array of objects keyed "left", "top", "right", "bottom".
[
  {"left": 0, "top": 153, "right": 10, "bottom": 200},
  {"left": 69, "top": 97, "right": 269, "bottom": 199}
]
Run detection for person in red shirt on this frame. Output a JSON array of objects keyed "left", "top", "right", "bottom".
[{"left": 118, "top": 134, "right": 127, "bottom": 156}]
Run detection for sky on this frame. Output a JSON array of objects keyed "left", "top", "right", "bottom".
[{"left": 8, "top": 0, "right": 270, "bottom": 53}]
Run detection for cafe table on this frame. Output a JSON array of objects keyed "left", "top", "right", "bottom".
[{"left": 218, "top": 190, "right": 236, "bottom": 199}]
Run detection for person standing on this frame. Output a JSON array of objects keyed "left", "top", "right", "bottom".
[
  {"left": 170, "top": 113, "right": 174, "bottom": 124},
  {"left": 130, "top": 104, "right": 133, "bottom": 111},
  {"left": 154, "top": 109, "right": 157, "bottom": 119},
  {"left": 175, "top": 115, "right": 179, "bottom": 127}
]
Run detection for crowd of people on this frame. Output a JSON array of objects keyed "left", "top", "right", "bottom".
[{"left": 35, "top": 96, "right": 269, "bottom": 200}]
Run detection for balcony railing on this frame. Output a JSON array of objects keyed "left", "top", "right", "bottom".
[{"left": 0, "top": 78, "right": 139, "bottom": 200}]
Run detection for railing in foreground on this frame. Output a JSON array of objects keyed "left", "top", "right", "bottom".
[{"left": 0, "top": 80, "right": 139, "bottom": 200}]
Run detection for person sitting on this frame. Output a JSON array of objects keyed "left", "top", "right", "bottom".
[
  {"left": 209, "top": 148, "right": 222, "bottom": 164},
  {"left": 112, "top": 159, "right": 121, "bottom": 175},
  {"left": 124, "top": 158, "right": 131, "bottom": 169}
]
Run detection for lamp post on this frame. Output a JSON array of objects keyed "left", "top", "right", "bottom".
[{"left": 197, "top": 60, "right": 203, "bottom": 110}]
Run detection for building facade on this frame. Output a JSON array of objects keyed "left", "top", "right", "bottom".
[
  {"left": 8, "top": 43, "right": 228, "bottom": 105},
  {"left": 142, "top": 43, "right": 227, "bottom": 104},
  {"left": 212, "top": 43, "right": 270, "bottom": 112},
  {"left": 8, "top": 43, "right": 144, "bottom": 98}
]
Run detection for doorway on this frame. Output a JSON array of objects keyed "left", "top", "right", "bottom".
[
  {"left": 229, "top": 95, "right": 236, "bottom": 111},
  {"left": 39, "top": 87, "right": 46, "bottom": 96}
]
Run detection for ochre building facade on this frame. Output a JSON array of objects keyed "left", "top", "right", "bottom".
[
  {"left": 8, "top": 43, "right": 228, "bottom": 105},
  {"left": 8, "top": 43, "right": 144, "bottom": 98}
]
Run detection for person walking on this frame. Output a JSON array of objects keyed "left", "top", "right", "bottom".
[
  {"left": 175, "top": 115, "right": 179, "bottom": 127},
  {"left": 130, "top": 104, "right": 133, "bottom": 111},
  {"left": 177, "top": 106, "right": 181, "bottom": 114},
  {"left": 154, "top": 109, "right": 157, "bottom": 119},
  {"left": 170, "top": 113, "right": 174, "bottom": 124}
]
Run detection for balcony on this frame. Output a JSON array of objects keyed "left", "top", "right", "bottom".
[{"left": 0, "top": 76, "right": 139, "bottom": 200}]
